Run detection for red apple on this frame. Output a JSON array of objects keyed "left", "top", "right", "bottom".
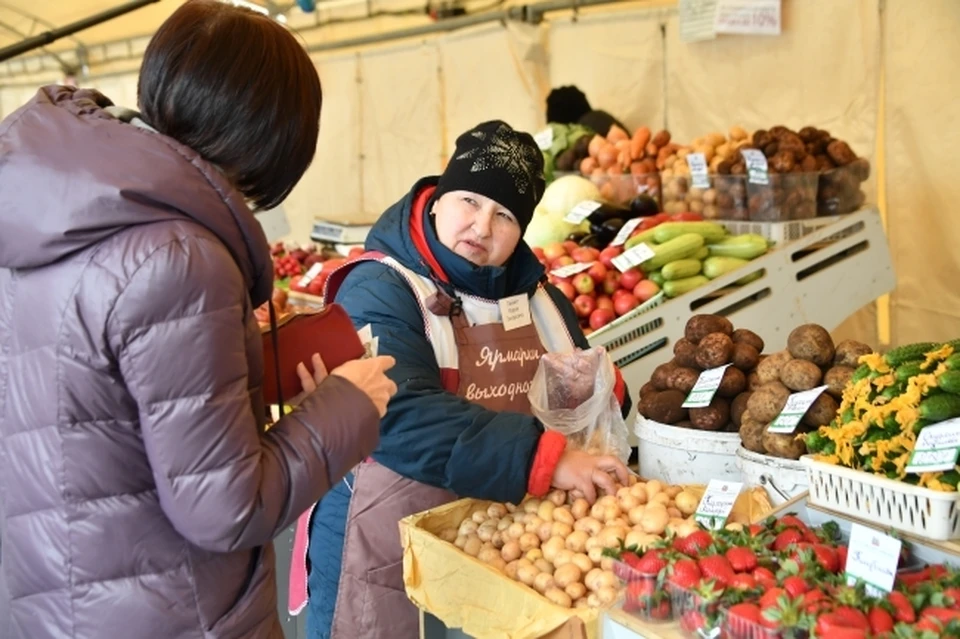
[
  {"left": 571, "top": 247, "right": 601, "bottom": 264},
  {"left": 563, "top": 240, "right": 580, "bottom": 255},
  {"left": 532, "top": 246, "right": 546, "bottom": 261},
  {"left": 583, "top": 327, "right": 594, "bottom": 337},
  {"left": 543, "top": 242, "right": 567, "bottom": 262},
  {"left": 614, "top": 293, "right": 640, "bottom": 317},
  {"left": 587, "top": 262, "right": 608, "bottom": 285},
  {"left": 596, "top": 295, "right": 614, "bottom": 312},
  {"left": 633, "top": 279, "right": 661, "bottom": 303},
  {"left": 602, "top": 272, "right": 621, "bottom": 296},
  {"left": 572, "top": 273, "right": 596, "bottom": 296},
  {"left": 551, "top": 256, "right": 576, "bottom": 271},
  {"left": 573, "top": 294, "right": 597, "bottom": 319},
  {"left": 555, "top": 281, "right": 576, "bottom": 301},
  {"left": 619, "top": 268, "right": 643, "bottom": 291},
  {"left": 599, "top": 246, "right": 623, "bottom": 269},
  {"left": 589, "top": 307, "right": 616, "bottom": 330}
]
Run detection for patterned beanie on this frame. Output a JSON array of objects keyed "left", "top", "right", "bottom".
[{"left": 434, "top": 120, "right": 545, "bottom": 233}]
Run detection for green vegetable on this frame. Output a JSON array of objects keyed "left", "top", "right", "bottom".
[
  {"left": 693, "top": 246, "right": 710, "bottom": 260},
  {"left": 895, "top": 362, "right": 923, "bottom": 383},
  {"left": 945, "top": 353, "right": 960, "bottom": 371},
  {"left": 702, "top": 256, "right": 749, "bottom": 279},
  {"left": 652, "top": 221, "right": 727, "bottom": 244},
  {"left": 883, "top": 342, "right": 939, "bottom": 368},
  {"left": 938, "top": 370, "right": 960, "bottom": 395},
  {"left": 919, "top": 394, "right": 960, "bottom": 422},
  {"left": 648, "top": 270, "right": 665, "bottom": 286},
  {"left": 663, "top": 275, "right": 709, "bottom": 298},
  {"left": 852, "top": 364, "right": 871, "bottom": 383},
  {"left": 641, "top": 233, "right": 705, "bottom": 271},
  {"left": 706, "top": 234, "right": 769, "bottom": 260},
  {"left": 662, "top": 259, "right": 702, "bottom": 281}
]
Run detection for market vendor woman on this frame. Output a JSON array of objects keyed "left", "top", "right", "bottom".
[{"left": 298, "top": 121, "right": 632, "bottom": 638}]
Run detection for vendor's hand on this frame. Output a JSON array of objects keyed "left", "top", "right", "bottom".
[
  {"left": 550, "top": 449, "right": 630, "bottom": 504},
  {"left": 331, "top": 356, "right": 398, "bottom": 417}
]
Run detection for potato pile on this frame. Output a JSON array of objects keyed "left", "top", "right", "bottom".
[
  {"left": 638, "top": 314, "right": 763, "bottom": 432},
  {"left": 439, "top": 478, "right": 721, "bottom": 609},
  {"left": 739, "top": 324, "right": 872, "bottom": 459}
]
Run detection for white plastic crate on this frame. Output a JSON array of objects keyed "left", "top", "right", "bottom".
[
  {"left": 801, "top": 456, "right": 960, "bottom": 541},
  {"left": 587, "top": 291, "right": 665, "bottom": 341},
  {"left": 719, "top": 214, "right": 858, "bottom": 244}
]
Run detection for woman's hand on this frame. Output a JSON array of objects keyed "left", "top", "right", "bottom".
[
  {"left": 295, "top": 353, "right": 329, "bottom": 394},
  {"left": 550, "top": 449, "right": 630, "bottom": 504}
]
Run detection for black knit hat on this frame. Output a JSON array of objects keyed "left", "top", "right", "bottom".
[{"left": 435, "top": 120, "right": 545, "bottom": 233}]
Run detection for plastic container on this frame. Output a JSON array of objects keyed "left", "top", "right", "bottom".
[
  {"left": 817, "top": 160, "right": 870, "bottom": 216},
  {"left": 660, "top": 174, "right": 748, "bottom": 221},
  {"left": 612, "top": 561, "right": 673, "bottom": 623},
  {"left": 587, "top": 292, "right": 665, "bottom": 340},
  {"left": 667, "top": 583, "right": 723, "bottom": 639},
  {"left": 721, "top": 608, "right": 808, "bottom": 639},
  {"left": 736, "top": 447, "right": 809, "bottom": 506},
  {"left": 635, "top": 416, "right": 742, "bottom": 485},
  {"left": 584, "top": 172, "right": 662, "bottom": 209},
  {"left": 747, "top": 172, "right": 819, "bottom": 222},
  {"left": 801, "top": 456, "right": 960, "bottom": 541}
]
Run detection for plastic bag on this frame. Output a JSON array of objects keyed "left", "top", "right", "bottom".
[{"left": 527, "top": 346, "right": 631, "bottom": 463}]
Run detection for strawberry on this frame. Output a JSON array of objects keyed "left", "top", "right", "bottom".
[
  {"left": 920, "top": 606, "right": 960, "bottom": 626},
  {"left": 698, "top": 554, "right": 736, "bottom": 587},
  {"left": 620, "top": 551, "right": 641, "bottom": 569},
  {"left": 727, "top": 601, "right": 763, "bottom": 625},
  {"left": 812, "top": 543, "right": 841, "bottom": 573},
  {"left": 945, "top": 587, "right": 960, "bottom": 608},
  {"left": 680, "top": 610, "right": 706, "bottom": 634},
  {"left": 803, "top": 588, "right": 829, "bottom": 613},
  {"left": 773, "top": 528, "right": 804, "bottom": 552},
  {"left": 887, "top": 590, "right": 917, "bottom": 623},
  {"left": 836, "top": 544, "right": 848, "bottom": 569},
  {"left": 758, "top": 587, "right": 787, "bottom": 611},
  {"left": 725, "top": 546, "right": 758, "bottom": 572},
  {"left": 760, "top": 593, "right": 804, "bottom": 631},
  {"left": 868, "top": 606, "right": 895, "bottom": 634},
  {"left": 815, "top": 607, "right": 870, "bottom": 638},
  {"left": 776, "top": 514, "right": 810, "bottom": 532},
  {"left": 668, "top": 558, "right": 703, "bottom": 589},
  {"left": 674, "top": 530, "right": 713, "bottom": 556},
  {"left": 634, "top": 549, "right": 667, "bottom": 576},
  {"left": 748, "top": 523, "right": 766, "bottom": 537},
  {"left": 752, "top": 566, "right": 777, "bottom": 589},
  {"left": 782, "top": 575, "right": 810, "bottom": 598},
  {"left": 728, "top": 573, "right": 757, "bottom": 590}
]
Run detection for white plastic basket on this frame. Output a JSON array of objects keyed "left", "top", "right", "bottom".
[
  {"left": 587, "top": 291, "right": 665, "bottom": 342},
  {"left": 801, "top": 456, "right": 960, "bottom": 541}
]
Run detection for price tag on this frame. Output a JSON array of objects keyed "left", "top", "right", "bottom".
[
  {"left": 297, "top": 262, "right": 324, "bottom": 288},
  {"left": 550, "top": 261, "right": 594, "bottom": 278},
  {"left": 499, "top": 294, "right": 532, "bottom": 332},
  {"left": 686, "top": 152, "right": 711, "bottom": 190},
  {"left": 714, "top": 0, "right": 781, "bottom": 36},
  {"left": 694, "top": 479, "right": 743, "bottom": 530},
  {"left": 357, "top": 324, "right": 379, "bottom": 358},
  {"left": 740, "top": 149, "right": 770, "bottom": 185},
  {"left": 767, "top": 385, "right": 829, "bottom": 434},
  {"left": 564, "top": 200, "right": 602, "bottom": 225},
  {"left": 534, "top": 127, "right": 554, "bottom": 151},
  {"left": 905, "top": 418, "right": 960, "bottom": 473},
  {"left": 610, "top": 218, "right": 644, "bottom": 247},
  {"left": 611, "top": 243, "right": 656, "bottom": 272},
  {"left": 845, "top": 523, "right": 901, "bottom": 596},
  {"left": 682, "top": 364, "right": 731, "bottom": 408}
]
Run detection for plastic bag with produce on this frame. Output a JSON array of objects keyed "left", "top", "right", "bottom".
[{"left": 528, "top": 346, "right": 630, "bottom": 463}]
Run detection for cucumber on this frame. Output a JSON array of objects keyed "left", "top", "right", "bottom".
[
  {"left": 852, "top": 364, "right": 871, "bottom": 382},
  {"left": 946, "top": 353, "right": 960, "bottom": 371},
  {"left": 895, "top": 362, "right": 923, "bottom": 383},
  {"left": 662, "top": 259, "right": 702, "bottom": 281},
  {"left": 919, "top": 394, "right": 960, "bottom": 422},
  {"left": 702, "top": 256, "right": 749, "bottom": 279},
  {"left": 939, "top": 370, "right": 960, "bottom": 395},
  {"left": 648, "top": 270, "right": 665, "bottom": 286},
  {"left": 707, "top": 234, "right": 769, "bottom": 260},
  {"left": 663, "top": 275, "right": 709, "bottom": 298},
  {"left": 640, "top": 233, "right": 705, "bottom": 271},
  {"left": 883, "top": 342, "right": 939, "bottom": 367},
  {"left": 652, "top": 221, "right": 728, "bottom": 244}
]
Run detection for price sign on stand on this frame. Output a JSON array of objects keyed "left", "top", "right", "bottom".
[
  {"left": 682, "top": 364, "right": 731, "bottom": 408},
  {"left": 550, "top": 261, "right": 595, "bottom": 278},
  {"left": 905, "top": 418, "right": 960, "bottom": 474},
  {"left": 564, "top": 200, "right": 602, "bottom": 225},
  {"left": 534, "top": 127, "right": 554, "bottom": 151},
  {"left": 767, "top": 385, "right": 829, "bottom": 434},
  {"left": 844, "top": 523, "right": 901, "bottom": 597},
  {"left": 611, "top": 243, "right": 656, "bottom": 272},
  {"left": 686, "top": 152, "right": 711, "bottom": 189},
  {"left": 740, "top": 149, "right": 770, "bottom": 185},
  {"left": 610, "top": 218, "right": 644, "bottom": 247},
  {"left": 297, "top": 262, "right": 324, "bottom": 288},
  {"left": 694, "top": 479, "right": 743, "bottom": 530}
]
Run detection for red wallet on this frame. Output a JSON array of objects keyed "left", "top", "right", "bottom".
[{"left": 261, "top": 303, "right": 366, "bottom": 406}]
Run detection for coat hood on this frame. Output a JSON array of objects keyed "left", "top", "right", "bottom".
[
  {"left": 0, "top": 85, "right": 273, "bottom": 305},
  {"left": 365, "top": 177, "right": 545, "bottom": 301}
]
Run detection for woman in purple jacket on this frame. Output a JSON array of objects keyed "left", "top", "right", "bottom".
[{"left": 0, "top": 2, "right": 395, "bottom": 638}]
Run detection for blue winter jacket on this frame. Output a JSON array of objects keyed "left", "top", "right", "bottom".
[{"left": 306, "top": 178, "right": 631, "bottom": 638}]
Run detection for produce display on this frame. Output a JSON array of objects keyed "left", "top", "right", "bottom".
[
  {"left": 612, "top": 514, "right": 960, "bottom": 638},
  {"left": 577, "top": 125, "right": 675, "bottom": 206},
  {"left": 739, "top": 325, "right": 872, "bottom": 460},
  {"left": 269, "top": 241, "right": 358, "bottom": 297},
  {"left": 806, "top": 339, "right": 960, "bottom": 491},
  {"left": 539, "top": 122, "right": 595, "bottom": 184},
  {"left": 435, "top": 478, "right": 747, "bottom": 610},
  {"left": 661, "top": 127, "right": 752, "bottom": 220},
  {"left": 637, "top": 314, "right": 765, "bottom": 431}
]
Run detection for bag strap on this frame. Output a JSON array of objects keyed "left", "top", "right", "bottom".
[{"left": 267, "top": 299, "right": 286, "bottom": 419}]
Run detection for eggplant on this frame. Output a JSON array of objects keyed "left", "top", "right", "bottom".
[
  {"left": 578, "top": 234, "right": 607, "bottom": 249},
  {"left": 585, "top": 202, "right": 631, "bottom": 227},
  {"left": 628, "top": 194, "right": 660, "bottom": 218},
  {"left": 590, "top": 218, "right": 625, "bottom": 246}
]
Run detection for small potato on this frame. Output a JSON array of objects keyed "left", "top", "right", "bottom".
[
  {"left": 501, "top": 540, "right": 522, "bottom": 562},
  {"left": 600, "top": 556, "right": 615, "bottom": 572},
  {"left": 804, "top": 392, "right": 840, "bottom": 428},
  {"left": 587, "top": 546, "right": 605, "bottom": 564},
  {"left": 574, "top": 517, "right": 603, "bottom": 536},
  {"left": 491, "top": 531, "right": 505, "bottom": 549},
  {"left": 584, "top": 568, "right": 605, "bottom": 592},
  {"left": 523, "top": 499, "right": 542, "bottom": 514},
  {"left": 618, "top": 492, "right": 641, "bottom": 512},
  {"left": 566, "top": 530, "right": 590, "bottom": 553},
  {"left": 553, "top": 507, "right": 574, "bottom": 526},
  {"left": 534, "top": 558, "right": 554, "bottom": 575},
  {"left": 537, "top": 522, "right": 554, "bottom": 542},
  {"left": 478, "top": 547, "right": 501, "bottom": 564},
  {"left": 781, "top": 359, "right": 823, "bottom": 391},
  {"left": 519, "top": 533, "right": 541, "bottom": 552},
  {"left": 477, "top": 521, "right": 497, "bottom": 543},
  {"left": 472, "top": 510, "right": 488, "bottom": 524},
  {"left": 525, "top": 549, "right": 543, "bottom": 562},
  {"left": 725, "top": 522, "right": 745, "bottom": 532},
  {"left": 645, "top": 480, "right": 664, "bottom": 499},
  {"left": 667, "top": 506, "right": 683, "bottom": 519},
  {"left": 584, "top": 536, "right": 603, "bottom": 554},
  {"left": 504, "top": 560, "right": 520, "bottom": 580},
  {"left": 553, "top": 563, "right": 583, "bottom": 589},
  {"left": 595, "top": 571, "right": 618, "bottom": 592},
  {"left": 674, "top": 490, "right": 699, "bottom": 516},
  {"left": 487, "top": 503, "right": 508, "bottom": 519},
  {"left": 597, "top": 525, "right": 628, "bottom": 549},
  {"left": 787, "top": 324, "right": 835, "bottom": 367},
  {"left": 651, "top": 493, "right": 672, "bottom": 507},
  {"left": 824, "top": 365, "right": 855, "bottom": 400},
  {"left": 570, "top": 498, "right": 591, "bottom": 520},
  {"left": 574, "top": 597, "right": 591, "bottom": 609},
  {"left": 834, "top": 340, "right": 873, "bottom": 368},
  {"left": 538, "top": 501, "right": 556, "bottom": 522},
  {"left": 505, "top": 502, "right": 518, "bottom": 513},
  {"left": 487, "top": 557, "right": 507, "bottom": 572},
  {"left": 497, "top": 516, "right": 514, "bottom": 532},
  {"left": 673, "top": 519, "right": 700, "bottom": 538},
  {"left": 629, "top": 483, "right": 649, "bottom": 503},
  {"left": 542, "top": 536, "right": 566, "bottom": 562},
  {"left": 547, "top": 490, "right": 567, "bottom": 507},
  {"left": 516, "top": 563, "right": 538, "bottom": 586},
  {"left": 624, "top": 530, "right": 648, "bottom": 551},
  {"left": 628, "top": 505, "right": 647, "bottom": 526},
  {"left": 641, "top": 505, "right": 669, "bottom": 535},
  {"left": 572, "top": 553, "right": 593, "bottom": 574},
  {"left": 553, "top": 549, "right": 575, "bottom": 568},
  {"left": 464, "top": 537, "right": 483, "bottom": 557},
  {"left": 544, "top": 587, "right": 573, "bottom": 608},
  {"left": 551, "top": 522, "right": 573, "bottom": 539},
  {"left": 587, "top": 593, "right": 601, "bottom": 608},
  {"left": 438, "top": 527, "right": 458, "bottom": 543},
  {"left": 534, "top": 571, "right": 556, "bottom": 594},
  {"left": 665, "top": 485, "right": 683, "bottom": 498},
  {"left": 507, "top": 523, "right": 525, "bottom": 540},
  {"left": 756, "top": 350, "right": 793, "bottom": 385},
  {"left": 525, "top": 516, "right": 545, "bottom": 533},
  {"left": 565, "top": 582, "right": 587, "bottom": 601},
  {"left": 459, "top": 520, "right": 479, "bottom": 537},
  {"left": 454, "top": 535, "right": 469, "bottom": 549}
]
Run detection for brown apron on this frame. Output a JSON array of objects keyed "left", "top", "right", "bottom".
[{"left": 330, "top": 293, "right": 547, "bottom": 639}]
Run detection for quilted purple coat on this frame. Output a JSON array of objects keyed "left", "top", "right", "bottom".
[{"left": 0, "top": 86, "right": 380, "bottom": 639}]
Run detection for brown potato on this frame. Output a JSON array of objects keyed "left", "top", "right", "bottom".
[
  {"left": 667, "top": 367, "right": 701, "bottom": 394},
  {"left": 732, "top": 343, "right": 761, "bottom": 372},
  {"left": 803, "top": 392, "right": 840, "bottom": 428},
  {"left": 780, "top": 359, "right": 823, "bottom": 392},
  {"left": 731, "top": 328, "right": 765, "bottom": 353},
  {"left": 755, "top": 350, "right": 793, "bottom": 385},
  {"left": 762, "top": 428, "right": 807, "bottom": 459},
  {"left": 673, "top": 338, "right": 700, "bottom": 369},
  {"left": 696, "top": 333, "right": 735, "bottom": 369},
  {"left": 689, "top": 398, "right": 730, "bottom": 431},
  {"left": 834, "top": 340, "right": 873, "bottom": 368},
  {"left": 731, "top": 391, "right": 752, "bottom": 427},
  {"left": 685, "top": 314, "right": 733, "bottom": 344},
  {"left": 824, "top": 366, "right": 854, "bottom": 400},
  {"left": 747, "top": 381, "right": 791, "bottom": 423},
  {"left": 717, "top": 366, "right": 747, "bottom": 398},
  {"left": 739, "top": 412, "right": 767, "bottom": 453},
  {"left": 787, "top": 324, "right": 835, "bottom": 367},
  {"left": 639, "top": 382, "right": 659, "bottom": 400},
  {"left": 645, "top": 390, "right": 688, "bottom": 425},
  {"left": 747, "top": 371, "right": 762, "bottom": 391},
  {"left": 651, "top": 362, "right": 678, "bottom": 391}
]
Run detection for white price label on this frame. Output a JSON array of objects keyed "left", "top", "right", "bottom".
[
  {"left": 534, "top": 127, "right": 554, "bottom": 151},
  {"left": 297, "top": 262, "right": 324, "bottom": 288},
  {"left": 499, "top": 294, "right": 532, "bottom": 332},
  {"left": 905, "top": 418, "right": 960, "bottom": 473},
  {"left": 845, "top": 523, "right": 901, "bottom": 596},
  {"left": 714, "top": 0, "right": 781, "bottom": 36},
  {"left": 564, "top": 200, "right": 602, "bottom": 225},
  {"left": 694, "top": 479, "right": 743, "bottom": 530},
  {"left": 768, "top": 385, "right": 829, "bottom": 434},
  {"left": 610, "top": 218, "right": 644, "bottom": 247},
  {"left": 682, "top": 364, "right": 731, "bottom": 408},
  {"left": 550, "top": 261, "right": 595, "bottom": 278},
  {"left": 357, "top": 325, "right": 379, "bottom": 358},
  {"left": 611, "top": 243, "right": 656, "bottom": 272},
  {"left": 740, "top": 149, "right": 770, "bottom": 185},
  {"left": 686, "top": 152, "right": 711, "bottom": 190}
]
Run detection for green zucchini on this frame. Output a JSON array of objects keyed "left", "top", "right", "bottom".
[
  {"left": 694, "top": 246, "right": 710, "bottom": 261},
  {"left": 662, "top": 259, "right": 702, "bottom": 281},
  {"left": 648, "top": 270, "right": 665, "bottom": 286},
  {"left": 623, "top": 227, "right": 660, "bottom": 251},
  {"left": 663, "top": 275, "right": 709, "bottom": 298},
  {"left": 706, "top": 234, "right": 769, "bottom": 260},
  {"left": 641, "top": 234, "right": 705, "bottom": 271},
  {"left": 735, "top": 270, "right": 764, "bottom": 285},
  {"left": 702, "top": 256, "right": 749, "bottom": 279},
  {"left": 652, "top": 221, "right": 728, "bottom": 244},
  {"left": 919, "top": 394, "right": 960, "bottom": 422}
]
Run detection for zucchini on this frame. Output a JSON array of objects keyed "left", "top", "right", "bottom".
[
  {"left": 662, "top": 259, "right": 702, "bottom": 281},
  {"left": 648, "top": 270, "right": 665, "bottom": 286},
  {"left": 694, "top": 246, "right": 710, "bottom": 261},
  {"left": 883, "top": 342, "right": 940, "bottom": 367},
  {"left": 652, "top": 221, "right": 728, "bottom": 244},
  {"left": 707, "top": 234, "right": 769, "bottom": 260},
  {"left": 623, "top": 227, "right": 661, "bottom": 251},
  {"left": 919, "top": 394, "right": 960, "bottom": 422},
  {"left": 735, "top": 270, "right": 764, "bottom": 285},
  {"left": 663, "top": 275, "right": 709, "bottom": 298},
  {"left": 640, "top": 233, "right": 705, "bottom": 271},
  {"left": 939, "top": 370, "right": 960, "bottom": 395},
  {"left": 702, "top": 256, "right": 749, "bottom": 279}
]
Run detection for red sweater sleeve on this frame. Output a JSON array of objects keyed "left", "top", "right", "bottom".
[{"left": 527, "top": 431, "right": 567, "bottom": 497}]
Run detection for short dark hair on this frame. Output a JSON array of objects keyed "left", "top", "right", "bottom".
[
  {"left": 138, "top": 0, "right": 322, "bottom": 210},
  {"left": 546, "top": 85, "right": 591, "bottom": 125}
]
